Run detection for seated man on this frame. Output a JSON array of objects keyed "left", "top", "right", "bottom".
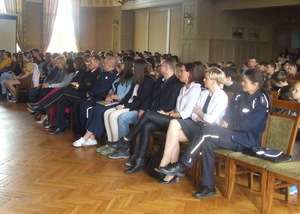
[{"left": 74, "top": 56, "right": 118, "bottom": 137}]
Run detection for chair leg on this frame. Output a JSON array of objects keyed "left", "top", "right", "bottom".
[
  {"left": 260, "top": 170, "right": 268, "bottom": 212},
  {"left": 227, "top": 158, "right": 236, "bottom": 199},
  {"left": 224, "top": 157, "right": 229, "bottom": 197},
  {"left": 264, "top": 172, "right": 275, "bottom": 214}
]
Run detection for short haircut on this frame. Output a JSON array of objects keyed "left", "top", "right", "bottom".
[
  {"left": 206, "top": 67, "right": 225, "bottom": 85},
  {"left": 23, "top": 51, "right": 33, "bottom": 60},
  {"left": 92, "top": 55, "right": 101, "bottom": 65},
  {"left": 163, "top": 57, "right": 176, "bottom": 71},
  {"left": 222, "top": 66, "right": 239, "bottom": 81},
  {"left": 4, "top": 51, "right": 11, "bottom": 58},
  {"left": 271, "top": 70, "right": 287, "bottom": 83}
]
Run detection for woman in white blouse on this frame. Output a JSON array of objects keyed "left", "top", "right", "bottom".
[
  {"left": 116, "top": 63, "right": 204, "bottom": 174},
  {"left": 158, "top": 67, "right": 228, "bottom": 183}
]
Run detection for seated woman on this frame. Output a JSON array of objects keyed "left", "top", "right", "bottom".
[
  {"left": 0, "top": 53, "right": 22, "bottom": 98},
  {"left": 108, "top": 63, "right": 205, "bottom": 173},
  {"left": 0, "top": 51, "right": 12, "bottom": 74},
  {"left": 286, "top": 63, "right": 297, "bottom": 77},
  {"left": 98, "top": 58, "right": 154, "bottom": 155},
  {"left": 31, "top": 57, "right": 86, "bottom": 124},
  {"left": 158, "top": 67, "right": 229, "bottom": 183},
  {"left": 270, "top": 70, "right": 289, "bottom": 92},
  {"left": 72, "top": 56, "right": 135, "bottom": 147},
  {"left": 33, "top": 56, "right": 71, "bottom": 102},
  {"left": 6, "top": 52, "right": 34, "bottom": 102},
  {"left": 160, "top": 68, "right": 270, "bottom": 199}
]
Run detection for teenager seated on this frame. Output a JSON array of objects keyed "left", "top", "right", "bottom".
[
  {"left": 98, "top": 58, "right": 154, "bottom": 155},
  {"left": 6, "top": 52, "right": 34, "bottom": 102},
  {"left": 159, "top": 68, "right": 270, "bottom": 199}
]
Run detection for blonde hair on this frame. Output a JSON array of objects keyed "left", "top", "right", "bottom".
[
  {"left": 55, "top": 55, "right": 66, "bottom": 67},
  {"left": 206, "top": 67, "right": 225, "bottom": 85},
  {"left": 294, "top": 82, "right": 300, "bottom": 89}
]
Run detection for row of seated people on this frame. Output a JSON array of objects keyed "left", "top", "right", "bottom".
[{"left": 24, "top": 51, "right": 299, "bottom": 199}]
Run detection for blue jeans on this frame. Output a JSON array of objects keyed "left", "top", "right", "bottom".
[
  {"left": 118, "top": 110, "right": 138, "bottom": 138},
  {"left": 0, "top": 72, "right": 14, "bottom": 94}
]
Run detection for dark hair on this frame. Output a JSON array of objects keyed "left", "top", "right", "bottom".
[
  {"left": 133, "top": 59, "right": 151, "bottom": 84},
  {"left": 271, "top": 70, "right": 287, "bottom": 83},
  {"left": 73, "top": 56, "right": 87, "bottom": 70},
  {"left": 91, "top": 55, "right": 101, "bottom": 64},
  {"left": 267, "top": 62, "right": 276, "bottom": 69},
  {"left": 12, "top": 53, "right": 19, "bottom": 62},
  {"left": 280, "top": 48, "right": 289, "bottom": 58},
  {"left": 222, "top": 66, "right": 239, "bottom": 82},
  {"left": 23, "top": 51, "right": 33, "bottom": 60},
  {"left": 244, "top": 68, "right": 271, "bottom": 107},
  {"left": 32, "top": 48, "right": 39, "bottom": 53},
  {"left": 146, "top": 57, "right": 155, "bottom": 70},
  {"left": 66, "top": 58, "right": 75, "bottom": 74},
  {"left": 193, "top": 61, "right": 205, "bottom": 84},
  {"left": 119, "top": 56, "right": 134, "bottom": 83},
  {"left": 279, "top": 85, "right": 293, "bottom": 101},
  {"left": 4, "top": 51, "right": 11, "bottom": 58}
]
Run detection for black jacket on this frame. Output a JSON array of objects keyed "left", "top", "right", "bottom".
[
  {"left": 88, "top": 69, "right": 118, "bottom": 100},
  {"left": 144, "top": 74, "right": 183, "bottom": 112},
  {"left": 121, "top": 76, "right": 154, "bottom": 111}
]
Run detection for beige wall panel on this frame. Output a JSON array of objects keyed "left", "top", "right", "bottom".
[
  {"left": 169, "top": 7, "right": 182, "bottom": 56},
  {"left": 209, "top": 39, "right": 269, "bottom": 67},
  {"left": 148, "top": 10, "right": 168, "bottom": 54},
  {"left": 25, "top": 3, "right": 42, "bottom": 50},
  {"left": 120, "top": 11, "right": 134, "bottom": 51},
  {"left": 80, "top": 8, "right": 113, "bottom": 51},
  {"left": 195, "top": 39, "right": 210, "bottom": 63},
  {"left": 134, "top": 11, "right": 148, "bottom": 52},
  {"left": 182, "top": 40, "right": 196, "bottom": 63}
]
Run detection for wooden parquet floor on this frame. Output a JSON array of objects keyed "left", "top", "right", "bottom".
[{"left": 0, "top": 100, "right": 299, "bottom": 214}]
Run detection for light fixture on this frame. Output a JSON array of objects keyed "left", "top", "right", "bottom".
[
  {"left": 184, "top": 13, "right": 192, "bottom": 25},
  {"left": 118, "top": 0, "right": 124, "bottom": 5}
]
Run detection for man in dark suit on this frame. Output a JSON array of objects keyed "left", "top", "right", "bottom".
[
  {"left": 107, "top": 57, "right": 183, "bottom": 158},
  {"left": 73, "top": 56, "right": 118, "bottom": 137}
]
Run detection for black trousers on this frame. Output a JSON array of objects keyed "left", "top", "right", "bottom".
[
  {"left": 126, "top": 111, "right": 173, "bottom": 158},
  {"left": 38, "top": 87, "right": 84, "bottom": 129},
  {"left": 180, "top": 125, "right": 246, "bottom": 186}
]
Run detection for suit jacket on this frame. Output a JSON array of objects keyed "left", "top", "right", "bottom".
[
  {"left": 88, "top": 69, "right": 118, "bottom": 100},
  {"left": 78, "top": 68, "right": 101, "bottom": 93},
  {"left": 121, "top": 76, "right": 154, "bottom": 111},
  {"left": 144, "top": 74, "right": 183, "bottom": 112}
]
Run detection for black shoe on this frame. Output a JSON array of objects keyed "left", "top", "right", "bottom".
[
  {"left": 107, "top": 138, "right": 130, "bottom": 150},
  {"left": 193, "top": 185, "right": 216, "bottom": 199},
  {"left": 48, "top": 128, "right": 64, "bottom": 135},
  {"left": 159, "top": 175, "right": 179, "bottom": 184},
  {"left": 27, "top": 103, "right": 39, "bottom": 111},
  {"left": 159, "top": 162, "right": 185, "bottom": 177},
  {"left": 125, "top": 158, "right": 144, "bottom": 174},
  {"left": 125, "top": 155, "right": 137, "bottom": 167}
]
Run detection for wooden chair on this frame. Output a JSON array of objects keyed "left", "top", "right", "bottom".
[
  {"left": 287, "top": 76, "right": 300, "bottom": 86},
  {"left": 271, "top": 91, "right": 280, "bottom": 100},
  {"left": 226, "top": 99, "right": 300, "bottom": 212},
  {"left": 15, "top": 74, "right": 33, "bottom": 101},
  {"left": 264, "top": 161, "right": 300, "bottom": 214}
]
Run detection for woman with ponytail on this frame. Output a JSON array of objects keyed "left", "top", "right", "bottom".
[{"left": 159, "top": 68, "right": 270, "bottom": 199}]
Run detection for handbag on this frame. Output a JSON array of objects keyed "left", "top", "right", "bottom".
[{"left": 243, "top": 147, "right": 292, "bottom": 163}]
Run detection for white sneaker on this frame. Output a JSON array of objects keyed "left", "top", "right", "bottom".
[
  {"left": 73, "top": 137, "right": 86, "bottom": 147},
  {"left": 82, "top": 138, "right": 97, "bottom": 146}
]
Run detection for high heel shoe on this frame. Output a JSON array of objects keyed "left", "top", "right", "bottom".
[
  {"left": 36, "top": 115, "right": 48, "bottom": 124},
  {"left": 159, "top": 175, "right": 180, "bottom": 184}
]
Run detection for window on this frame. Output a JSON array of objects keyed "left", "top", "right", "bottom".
[
  {"left": 47, "top": 0, "right": 78, "bottom": 53},
  {"left": 0, "top": 0, "right": 6, "bottom": 13}
]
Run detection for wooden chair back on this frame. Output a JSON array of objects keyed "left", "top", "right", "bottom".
[
  {"left": 287, "top": 76, "right": 300, "bottom": 86},
  {"left": 261, "top": 99, "right": 300, "bottom": 155}
]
